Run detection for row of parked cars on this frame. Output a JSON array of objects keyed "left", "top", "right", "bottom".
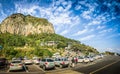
[
  {"left": 39, "top": 57, "right": 70, "bottom": 70},
  {"left": 77, "top": 54, "right": 104, "bottom": 63},
  {"left": 0, "top": 54, "right": 104, "bottom": 71},
  {"left": 39, "top": 54, "right": 104, "bottom": 70},
  {"left": 9, "top": 57, "right": 40, "bottom": 71}
]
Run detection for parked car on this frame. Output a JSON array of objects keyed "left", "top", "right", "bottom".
[
  {"left": 83, "top": 56, "right": 90, "bottom": 63},
  {"left": 12, "top": 58, "right": 17, "bottom": 61},
  {"left": 9, "top": 60, "right": 24, "bottom": 71},
  {"left": 77, "top": 56, "right": 84, "bottom": 63},
  {"left": 32, "top": 57, "right": 40, "bottom": 64},
  {"left": 94, "top": 55, "right": 101, "bottom": 60},
  {"left": 0, "top": 58, "right": 8, "bottom": 68},
  {"left": 54, "top": 57, "right": 69, "bottom": 68},
  {"left": 39, "top": 58, "right": 55, "bottom": 70},
  {"left": 23, "top": 58, "right": 32, "bottom": 65},
  {"left": 88, "top": 56, "right": 94, "bottom": 62}
]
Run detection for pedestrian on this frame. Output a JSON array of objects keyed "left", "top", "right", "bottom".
[
  {"left": 75, "top": 57, "right": 78, "bottom": 64},
  {"left": 68, "top": 56, "right": 72, "bottom": 67},
  {"left": 71, "top": 57, "right": 75, "bottom": 67}
]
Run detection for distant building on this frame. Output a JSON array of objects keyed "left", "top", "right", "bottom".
[
  {"left": 47, "top": 41, "right": 57, "bottom": 46},
  {"left": 52, "top": 52, "right": 61, "bottom": 58},
  {"left": 40, "top": 41, "right": 57, "bottom": 46}
]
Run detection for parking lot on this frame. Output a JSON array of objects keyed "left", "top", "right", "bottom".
[
  {"left": 0, "top": 56, "right": 107, "bottom": 74},
  {"left": 0, "top": 56, "right": 118, "bottom": 74}
]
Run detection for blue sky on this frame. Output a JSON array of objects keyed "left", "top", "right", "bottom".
[{"left": 0, "top": 0, "right": 120, "bottom": 53}]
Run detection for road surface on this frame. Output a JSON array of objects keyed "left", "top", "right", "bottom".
[{"left": 73, "top": 56, "right": 120, "bottom": 74}]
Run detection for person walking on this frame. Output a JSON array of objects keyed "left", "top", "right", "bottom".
[{"left": 71, "top": 57, "right": 75, "bottom": 67}]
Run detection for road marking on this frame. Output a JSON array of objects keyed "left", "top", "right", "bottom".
[{"left": 90, "top": 60, "right": 120, "bottom": 74}]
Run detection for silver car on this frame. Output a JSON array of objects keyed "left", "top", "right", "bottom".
[
  {"left": 9, "top": 60, "right": 24, "bottom": 71},
  {"left": 39, "top": 58, "right": 55, "bottom": 70},
  {"left": 54, "top": 57, "right": 69, "bottom": 68}
]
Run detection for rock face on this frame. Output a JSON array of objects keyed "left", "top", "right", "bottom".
[{"left": 0, "top": 13, "right": 55, "bottom": 36}]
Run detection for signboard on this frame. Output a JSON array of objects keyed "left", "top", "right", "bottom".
[{"left": 0, "top": 45, "right": 2, "bottom": 50}]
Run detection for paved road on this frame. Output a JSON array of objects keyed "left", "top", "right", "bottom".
[
  {"left": 73, "top": 56, "right": 120, "bottom": 74},
  {"left": 92, "top": 60, "right": 120, "bottom": 74}
]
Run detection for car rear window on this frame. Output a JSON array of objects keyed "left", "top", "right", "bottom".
[
  {"left": 47, "top": 59, "right": 53, "bottom": 62},
  {"left": 79, "top": 57, "right": 83, "bottom": 59},
  {"left": 0, "top": 58, "right": 6, "bottom": 60},
  {"left": 64, "top": 58, "right": 68, "bottom": 61},
  {"left": 12, "top": 61, "right": 21, "bottom": 63}
]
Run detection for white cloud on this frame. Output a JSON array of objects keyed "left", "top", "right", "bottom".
[
  {"left": 107, "top": 33, "right": 120, "bottom": 39},
  {"left": 80, "top": 34, "right": 95, "bottom": 41},
  {"left": 88, "top": 20, "right": 101, "bottom": 26},
  {"left": 97, "top": 26, "right": 105, "bottom": 29},
  {"left": 106, "top": 48, "right": 120, "bottom": 53},
  {"left": 14, "top": 0, "right": 80, "bottom": 34},
  {"left": 81, "top": 11, "right": 91, "bottom": 20},
  {"left": 60, "top": 30, "right": 69, "bottom": 35},
  {"left": 80, "top": 1, "right": 95, "bottom": 20},
  {"left": 0, "top": 4, "right": 7, "bottom": 23},
  {"left": 15, "top": 1, "right": 40, "bottom": 15},
  {"left": 75, "top": 5, "right": 81, "bottom": 10},
  {"left": 78, "top": 1, "right": 86, "bottom": 5},
  {"left": 73, "top": 29, "right": 87, "bottom": 36},
  {"left": 99, "top": 28, "right": 113, "bottom": 33}
]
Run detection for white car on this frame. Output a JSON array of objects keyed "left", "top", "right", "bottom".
[
  {"left": 32, "top": 57, "right": 40, "bottom": 64},
  {"left": 39, "top": 58, "right": 55, "bottom": 70},
  {"left": 83, "top": 56, "right": 90, "bottom": 63},
  {"left": 78, "top": 56, "right": 84, "bottom": 63},
  {"left": 9, "top": 60, "right": 24, "bottom": 71},
  {"left": 88, "top": 56, "right": 94, "bottom": 62},
  {"left": 24, "top": 58, "right": 32, "bottom": 65}
]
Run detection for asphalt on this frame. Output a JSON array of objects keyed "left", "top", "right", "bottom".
[
  {"left": 73, "top": 56, "right": 120, "bottom": 74},
  {"left": 92, "top": 60, "right": 120, "bottom": 74}
]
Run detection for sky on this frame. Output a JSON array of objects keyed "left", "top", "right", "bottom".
[{"left": 0, "top": 0, "right": 120, "bottom": 53}]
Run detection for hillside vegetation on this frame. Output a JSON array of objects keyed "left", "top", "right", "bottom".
[{"left": 0, "top": 33, "right": 98, "bottom": 59}]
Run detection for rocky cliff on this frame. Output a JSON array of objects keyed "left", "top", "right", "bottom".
[{"left": 0, "top": 13, "right": 55, "bottom": 36}]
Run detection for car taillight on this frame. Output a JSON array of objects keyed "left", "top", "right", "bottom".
[
  {"left": 62, "top": 62, "right": 65, "bottom": 64},
  {"left": 10, "top": 64, "right": 14, "bottom": 66},
  {"left": 45, "top": 62, "right": 48, "bottom": 65},
  {"left": 19, "top": 64, "right": 23, "bottom": 66}
]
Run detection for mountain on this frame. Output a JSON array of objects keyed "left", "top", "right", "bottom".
[
  {"left": 0, "top": 13, "right": 55, "bottom": 36},
  {"left": 0, "top": 13, "right": 98, "bottom": 59}
]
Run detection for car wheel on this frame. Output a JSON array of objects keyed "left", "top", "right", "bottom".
[
  {"left": 39, "top": 65, "right": 42, "bottom": 68},
  {"left": 53, "top": 67, "right": 55, "bottom": 70},
  {"left": 67, "top": 64, "right": 70, "bottom": 68},
  {"left": 43, "top": 66, "right": 46, "bottom": 70},
  {"left": 9, "top": 70, "right": 11, "bottom": 72},
  {"left": 60, "top": 64, "right": 62, "bottom": 68}
]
